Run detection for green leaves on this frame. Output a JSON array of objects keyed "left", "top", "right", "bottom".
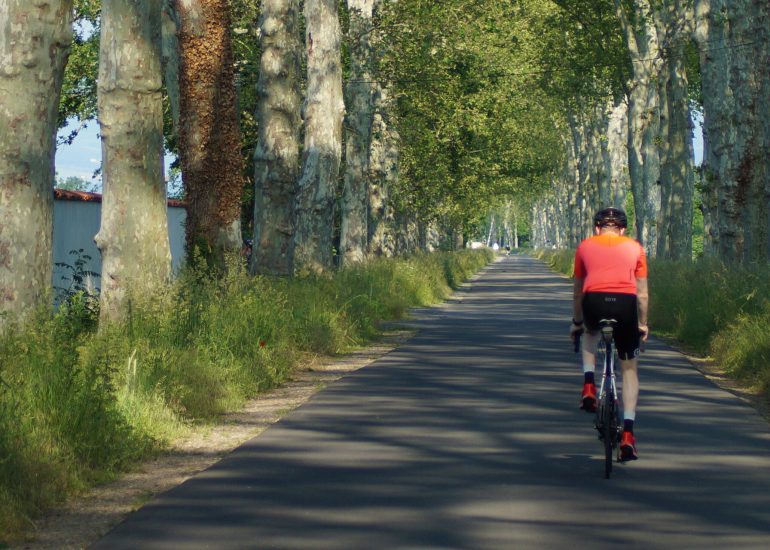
[
  {"left": 380, "top": 0, "right": 565, "bottom": 232},
  {"left": 59, "top": 2, "right": 100, "bottom": 129}
]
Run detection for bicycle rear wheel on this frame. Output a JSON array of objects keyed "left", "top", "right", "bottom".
[{"left": 601, "top": 395, "right": 613, "bottom": 478}]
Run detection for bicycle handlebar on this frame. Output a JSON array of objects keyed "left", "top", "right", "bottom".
[{"left": 573, "top": 329, "right": 584, "bottom": 353}]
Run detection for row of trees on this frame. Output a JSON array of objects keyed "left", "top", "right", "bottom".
[
  {"left": 0, "top": 1, "right": 395, "bottom": 327},
  {"left": 530, "top": 0, "right": 770, "bottom": 265},
  {"left": 2, "top": 1, "right": 768, "bottom": 329},
  {"left": 1, "top": 0, "right": 564, "bottom": 329}
]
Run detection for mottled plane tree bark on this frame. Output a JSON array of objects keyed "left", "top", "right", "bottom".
[
  {"left": 251, "top": 0, "right": 302, "bottom": 276},
  {"left": 366, "top": 0, "right": 396, "bottom": 257},
  {"left": 367, "top": 87, "right": 398, "bottom": 257},
  {"left": 604, "top": 99, "right": 629, "bottom": 209},
  {"left": 339, "top": 0, "right": 375, "bottom": 266},
  {"left": 176, "top": 0, "right": 245, "bottom": 264},
  {"left": 0, "top": 1, "right": 73, "bottom": 327},
  {"left": 294, "top": 0, "right": 345, "bottom": 273},
  {"left": 695, "top": 0, "right": 770, "bottom": 263},
  {"left": 655, "top": 0, "right": 694, "bottom": 261},
  {"left": 161, "top": 0, "right": 182, "bottom": 135},
  {"left": 96, "top": 0, "right": 172, "bottom": 323},
  {"left": 615, "top": 0, "right": 663, "bottom": 256}
]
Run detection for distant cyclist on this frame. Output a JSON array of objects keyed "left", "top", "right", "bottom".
[{"left": 569, "top": 207, "right": 649, "bottom": 461}]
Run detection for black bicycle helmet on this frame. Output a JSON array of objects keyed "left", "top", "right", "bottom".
[{"left": 593, "top": 207, "right": 627, "bottom": 228}]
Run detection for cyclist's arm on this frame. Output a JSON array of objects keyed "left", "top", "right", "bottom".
[
  {"left": 636, "top": 277, "right": 649, "bottom": 338},
  {"left": 573, "top": 277, "right": 585, "bottom": 323}
]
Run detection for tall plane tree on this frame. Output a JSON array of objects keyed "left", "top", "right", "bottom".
[
  {"left": 294, "top": 0, "right": 345, "bottom": 273},
  {"left": 176, "top": 0, "right": 245, "bottom": 264},
  {"left": 251, "top": 0, "right": 302, "bottom": 276},
  {"left": 695, "top": 0, "right": 770, "bottom": 263},
  {"left": 339, "top": 0, "right": 376, "bottom": 266},
  {"left": 367, "top": 87, "right": 399, "bottom": 257},
  {"left": 96, "top": 0, "right": 172, "bottom": 323},
  {"left": 0, "top": 1, "right": 73, "bottom": 327},
  {"left": 615, "top": 0, "right": 663, "bottom": 255},
  {"left": 654, "top": 0, "right": 695, "bottom": 261}
]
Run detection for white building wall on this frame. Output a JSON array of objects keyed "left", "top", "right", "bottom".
[{"left": 52, "top": 198, "right": 187, "bottom": 294}]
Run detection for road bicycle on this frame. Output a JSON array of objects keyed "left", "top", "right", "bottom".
[{"left": 575, "top": 319, "right": 622, "bottom": 478}]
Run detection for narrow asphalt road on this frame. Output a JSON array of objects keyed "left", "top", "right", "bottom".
[{"left": 93, "top": 255, "right": 770, "bottom": 549}]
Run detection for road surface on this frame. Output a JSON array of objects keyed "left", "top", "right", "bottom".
[{"left": 93, "top": 255, "right": 770, "bottom": 549}]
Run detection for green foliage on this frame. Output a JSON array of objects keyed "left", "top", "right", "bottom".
[
  {"left": 0, "top": 307, "right": 150, "bottom": 538},
  {"left": 711, "top": 305, "right": 770, "bottom": 396},
  {"left": 650, "top": 258, "right": 770, "bottom": 400},
  {"left": 0, "top": 250, "right": 492, "bottom": 541},
  {"left": 58, "top": 1, "right": 100, "bottom": 130},
  {"left": 538, "top": 0, "right": 629, "bottom": 106},
  {"left": 55, "top": 175, "right": 99, "bottom": 192},
  {"left": 649, "top": 259, "right": 770, "bottom": 354},
  {"left": 380, "top": 0, "right": 563, "bottom": 234},
  {"left": 692, "top": 172, "right": 705, "bottom": 259},
  {"left": 531, "top": 248, "right": 575, "bottom": 276}
]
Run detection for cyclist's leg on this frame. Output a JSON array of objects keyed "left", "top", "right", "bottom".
[
  {"left": 579, "top": 293, "right": 605, "bottom": 411},
  {"left": 619, "top": 358, "right": 639, "bottom": 414},
  {"left": 615, "top": 295, "right": 641, "bottom": 460},
  {"left": 580, "top": 293, "right": 604, "bottom": 374},
  {"left": 619, "top": 357, "right": 639, "bottom": 459},
  {"left": 613, "top": 293, "right": 641, "bottom": 418},
  {"left": 581, "top": 330, "right": 600, "bottom": 373}
]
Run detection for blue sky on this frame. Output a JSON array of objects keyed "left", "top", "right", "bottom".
[
  {"left": 54, "top": 117, "right": 704, "bottom": 189},
  {"left": 55, "top": 120, "right": 177, "bottom": 191},
  {"left": 56, "top": 120, "right": 103, "bottom": 183}
]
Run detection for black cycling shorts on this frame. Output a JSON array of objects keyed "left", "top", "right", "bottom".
[{"left": 582, "top": 292, "right": 640, "bottom": 360}]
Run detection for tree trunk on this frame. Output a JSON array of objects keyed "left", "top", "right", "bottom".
[
  {"left": 161, "top": 0, "right": 181, "bottom": 135},
  {"left": 339, "top": 0, "right": 375, "bottom": 266},
  {"left": 693, "top": 0, "right": 723, "bottom": 257},
  {"left": 251, "top": 0, "right": 302, "bottom": 276},
  {"left": 616, "top": 0, "right": 663, "bottom": 256},
  {"left": 177, "top": 0, "right": 244, "bottom": 264},
  {"left": 590, "top": 104, "right": 610, "bottom": 210},
  {"left": 367, "top": 87, "right": 398, "bottom": 257},
  {"left": 659, "top": 45, "right": 695, "bottom": 260},
  {"left": 562, "top": 119, "right": 580, "bottom": 247},
  {"left": 513, "top": 209, "right": 519, "bottom": 249},
  {"left": 695, "top": 0, "right": 770, "bottom": 264},
  {"left": 96, "top": 0, "right": 172, "bottom": 323},
  {"left": 654, "top": 1, "right": 695, "bottom": 261},
  {"left": 294, "top": 0, "right": 345, "bottom": 273},
  {"left": 0, "top": 1, "right": 72, "bottom": 327},
  {"left": 395, "top": 210, "right": 419, "bottom": 255},
  {"left": 606, "top": 99, "right": 629, "bottom": 209}
]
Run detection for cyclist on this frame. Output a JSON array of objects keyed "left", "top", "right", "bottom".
[{"left": 569, "top": 207, "right": 649, "bottom": 461}]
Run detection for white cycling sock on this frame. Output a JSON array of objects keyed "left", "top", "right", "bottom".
[
  {"left": 582, "top": 363, "right": 595, "bottom": 374},
  {"left": 624, "top": 410, "right": 636, "bottom": 422}
]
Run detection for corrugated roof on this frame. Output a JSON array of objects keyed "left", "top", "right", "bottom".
[{"left": 54, "top": 188, "right": 186, "bottom": 209}]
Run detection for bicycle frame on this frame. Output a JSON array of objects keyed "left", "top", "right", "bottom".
[
  {"left": 574, "top": 319, "right": 622, "bottom": 477},
  {"left": 597, "top": 323, "right": 619, "bottom": 411},
  {"left": 595, "top": 319, "right": 621, "bottom": 478}
]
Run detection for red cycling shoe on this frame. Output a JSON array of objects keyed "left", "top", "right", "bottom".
[
  {"left": 620, "top": 431, "right": 638, "bottom": 461},
  {"left": 580, "top": 383, "right": 597, "bottom": 412}
]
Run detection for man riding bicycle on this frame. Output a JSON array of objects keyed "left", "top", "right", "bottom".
[{"left": 570, "top": 207, "right": 649, "bottom": 461}]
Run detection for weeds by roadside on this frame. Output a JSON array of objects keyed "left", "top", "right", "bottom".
[{"left": 0, "top": 249, "right": 493, "bottom": 541}]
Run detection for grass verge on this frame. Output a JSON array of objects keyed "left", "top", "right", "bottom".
[{"left": 0, "top": 249, "right": 493, "bottom": 542}]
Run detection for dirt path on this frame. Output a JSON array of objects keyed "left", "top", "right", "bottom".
[{"left": 15, "top": 330, "right": 414, "bottom": 550}]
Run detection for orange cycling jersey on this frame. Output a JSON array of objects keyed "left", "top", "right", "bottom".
[{"left": 574, "top": 233, "right": 647, "bottom": 295}]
